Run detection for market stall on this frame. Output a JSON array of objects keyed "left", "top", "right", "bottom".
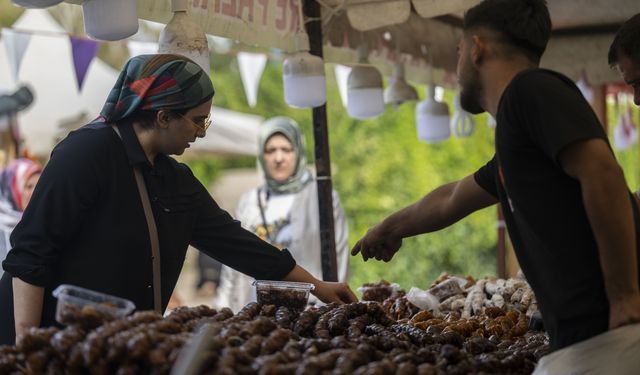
[{"left": 0, "top": 275, "right": 548, "bottom": 374}]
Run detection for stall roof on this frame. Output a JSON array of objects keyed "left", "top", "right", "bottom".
[{"left": 134, "top": 0, "right": 640, "bottom": 85}]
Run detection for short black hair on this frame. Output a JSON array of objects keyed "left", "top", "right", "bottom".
[
  {"left": 608, "top": 13, "right": 640, "bottom": 66},
  {"left": 463, "top": 0, "right": 552, "bottom": 64}
]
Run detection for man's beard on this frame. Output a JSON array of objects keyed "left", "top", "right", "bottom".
[{"left": 459, "top": 68, "right": 485, "bottom": 114}]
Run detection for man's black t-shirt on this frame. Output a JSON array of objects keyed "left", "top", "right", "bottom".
[{"left": 474, "top": 69, "right": 640, "bottom": 351}]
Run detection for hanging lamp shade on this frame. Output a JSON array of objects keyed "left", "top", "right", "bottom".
[
  {"left": 384, "top": 62, "right": 418, "bottom": 108},
  {"left": 451, "top": 94, "right": 474, "bottom": 138},
  {"left": 82, "top": 0, "right": 138, "bottom": 41},
  {"left": 283, "top": 33, "right": 326, "bottom": 108},
  {"left": 347, "top": 45, "right": 384, "bottom": 119},
  {"left": 416, "top": 85, "right": 450, "bottom": 143},
  {"left": 11, "top": 0, "right": 63, "bottom": 8},
  {"left": 158, "top": 0, "right": 210, "bottom": 73}
]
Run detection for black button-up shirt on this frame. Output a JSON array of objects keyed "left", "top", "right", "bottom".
[{"left": 0, "top": 121, "right": 295, "bottom": 344}]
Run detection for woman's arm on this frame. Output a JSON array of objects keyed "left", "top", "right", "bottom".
[
  {"left": 283, "top": 264, "right": 357, "bottom": 304},
  {"left": 12, "top": 278, "right": 43, "bottom": 342}
]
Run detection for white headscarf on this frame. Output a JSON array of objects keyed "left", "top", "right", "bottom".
[{"left": 258, "top": 117, "right": 312, "bottom": 194}]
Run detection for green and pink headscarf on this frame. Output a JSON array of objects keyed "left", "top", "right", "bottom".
[{"left": 99, "top": 54, "right": 215, "bottom": 123}]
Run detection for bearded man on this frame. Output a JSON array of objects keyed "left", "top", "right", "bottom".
[{"left": 352, "top": 0, "right": 640, "bottom": 371}]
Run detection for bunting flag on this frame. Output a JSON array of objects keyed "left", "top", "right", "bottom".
[
  {"left": 69, "top": 36, "right": 99, "bottom": 91},
  {"left": 2, "top": 28, "right": 32, "bottom": 83},
  {"left": 237, "top": 52, "right": 267, "bottom": 108},
  {"left": 334, "top": 64, "right": 351, "bottom": 108}
]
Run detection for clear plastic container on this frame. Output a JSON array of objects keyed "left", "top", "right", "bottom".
[
  {"left": 253, "top": 280, "right": 314, "bottom": 310},
  {"left": 52, "top": 284, "right": 136, "bottom": 325},
  {"left": 357, "top": 281, "right": 401, "bottom": 302}
]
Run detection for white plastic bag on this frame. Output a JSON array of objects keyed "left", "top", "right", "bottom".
[
  {"left": 406, "top": 287, "right": 440, "bottom": 313},
  {"left": 533, "top": 323, "right": 640, "bottom": 375}
]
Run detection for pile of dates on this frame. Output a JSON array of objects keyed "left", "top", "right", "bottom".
[{"left": 0, "top": 300, "right": 548, "bottom": 375}]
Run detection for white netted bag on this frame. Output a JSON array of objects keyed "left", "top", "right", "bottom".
[{"left": 406, "top": 287, "right": 440, "bottom": 313}]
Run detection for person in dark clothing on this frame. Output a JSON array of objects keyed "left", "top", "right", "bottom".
[
  {"left": 352, "top": 0, "right": 640, "bottom": 357},
  {"left": 0, "top": 54, "right": 356, "bottom": 345},
  {"left": 609, "top": 13, "right": 640, "bottom": 107},
  {"left": 609, "top": 13, "right": 640, "bottom": 207}
]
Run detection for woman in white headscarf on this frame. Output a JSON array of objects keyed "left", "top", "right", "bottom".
[{"left": 216, "top": 117, "right": 349, "bottom": 311}]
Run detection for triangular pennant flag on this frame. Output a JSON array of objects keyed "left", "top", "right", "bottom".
[
  {"left": 334, "top": 64, "right": 351, "bottom": 108},
  {"left": 237, "top": 52, "right": 267, "bottom": 108},
  {"left": 69, "top": 36, "right": 99, "bottom": 91},
  {"left": 2, "top": 28, "right": 32, "bottom": 83}
]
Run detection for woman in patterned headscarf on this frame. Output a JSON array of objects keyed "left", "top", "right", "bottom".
[
  {"left": 216, "top": 117, "right": 349, "bottom": 312},
  {"left": 0, "top": 54, "right": 356, "bottom": 345}
]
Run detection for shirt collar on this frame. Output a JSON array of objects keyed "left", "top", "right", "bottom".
[{"left": 118, "top": 120, "right": 151, "bottom": 168}]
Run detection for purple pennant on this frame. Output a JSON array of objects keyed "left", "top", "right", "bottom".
[{"left": 69, "top": 36, "right": 100, "bottom": 91}]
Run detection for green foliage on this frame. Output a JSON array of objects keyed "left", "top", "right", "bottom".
[
  {"left": 206, "top": 57, "right": 499, "bottom": 290},
  {"left": 608, "top": 100, "right": 640, "bottom": 190},
  {"left": 324, "top": 73, "right": 497, "bottom": 290}
]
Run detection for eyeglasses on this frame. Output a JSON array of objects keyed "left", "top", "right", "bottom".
[{"left": 177, "top": 112, "right": 212, "bottom": 132}]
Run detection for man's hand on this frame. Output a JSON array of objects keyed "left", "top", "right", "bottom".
[
  {"left": 609, "top": 293, "right": 640, "bottom": 329},
  {"left": 351, "top": 174, "right": 496, "bottom": 263},
  {"left": 351, "top": 224, "right": 403, "bottom": 262},
  {"left": 312, "top": 281, "right": 358, "bottom": 304}
]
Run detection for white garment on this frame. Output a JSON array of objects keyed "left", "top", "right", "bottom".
[
  {"left": 533, "top": 323, "right": 640, "bottom": 375},
  {"left": 215, "top": 180, "right": 349, "bottom": 312},
  {"left": 0, "top": 200, "right": 21, "bottom": 279}
]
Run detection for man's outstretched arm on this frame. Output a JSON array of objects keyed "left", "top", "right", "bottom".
[{"left": 352, "top": 174, "right": 498, "bottom": 262}]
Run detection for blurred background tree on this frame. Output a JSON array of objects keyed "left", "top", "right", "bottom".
[{"left": 204, "top": 55, "right": 498, "bottom": 290}]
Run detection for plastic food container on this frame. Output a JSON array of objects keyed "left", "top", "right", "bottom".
[
  {"left": 52, "top": 284, "right": 136, "bottom": 325},
  {"left": 253, "top": 280, "right": 314, "bottom": 310},
  {"left": 357, "top": 282, "right": 401, "bottom": 302}
]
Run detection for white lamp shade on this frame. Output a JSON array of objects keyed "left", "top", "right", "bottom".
[
  {"left": 11, "top": 0, "right": 63, "bottom": 8},
  {"left": 347, "top": 64, "right": 384, "bottom": 119},
  {"left": 158, "top": 9, "right": 210, "bottom": 73},
  {"left": 282, "top": 51, "right": 326, "bottom": 108},
  {"left": 384, "top": 78, "right": 418, "bottom": 106},
  {"left": 416, "top": 98, "right": 451, "bottom": 143},
  {"left": 82, "top": 0, "right": 139, "bottom": 41},
  {"left": 384, "top": 63, "right": 418, "bottom": 107},
  {"left": 284, "top": 75, "right": 326, "bottom": 108},
  {"left": 347, "top": 88, "right": 385, "bottom": 119}
]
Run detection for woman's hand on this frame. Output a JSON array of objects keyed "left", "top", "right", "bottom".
[
  {"left": 283, "top": 264, "right": 358, "bottom": 304},
  {"left": 312, "top": 281, "right": 358, "bottom": 304}
]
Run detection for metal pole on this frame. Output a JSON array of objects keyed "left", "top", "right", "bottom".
[{"left": 303, "top": 0, "right": 338, "bottom": 281}]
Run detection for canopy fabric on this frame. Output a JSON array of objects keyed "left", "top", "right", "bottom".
[
  {"left": 134, "top": 0, "right": 640, "bottom": 86},
  {"left": 187, "top": 107, "right": 262, "bottom": 157}
]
